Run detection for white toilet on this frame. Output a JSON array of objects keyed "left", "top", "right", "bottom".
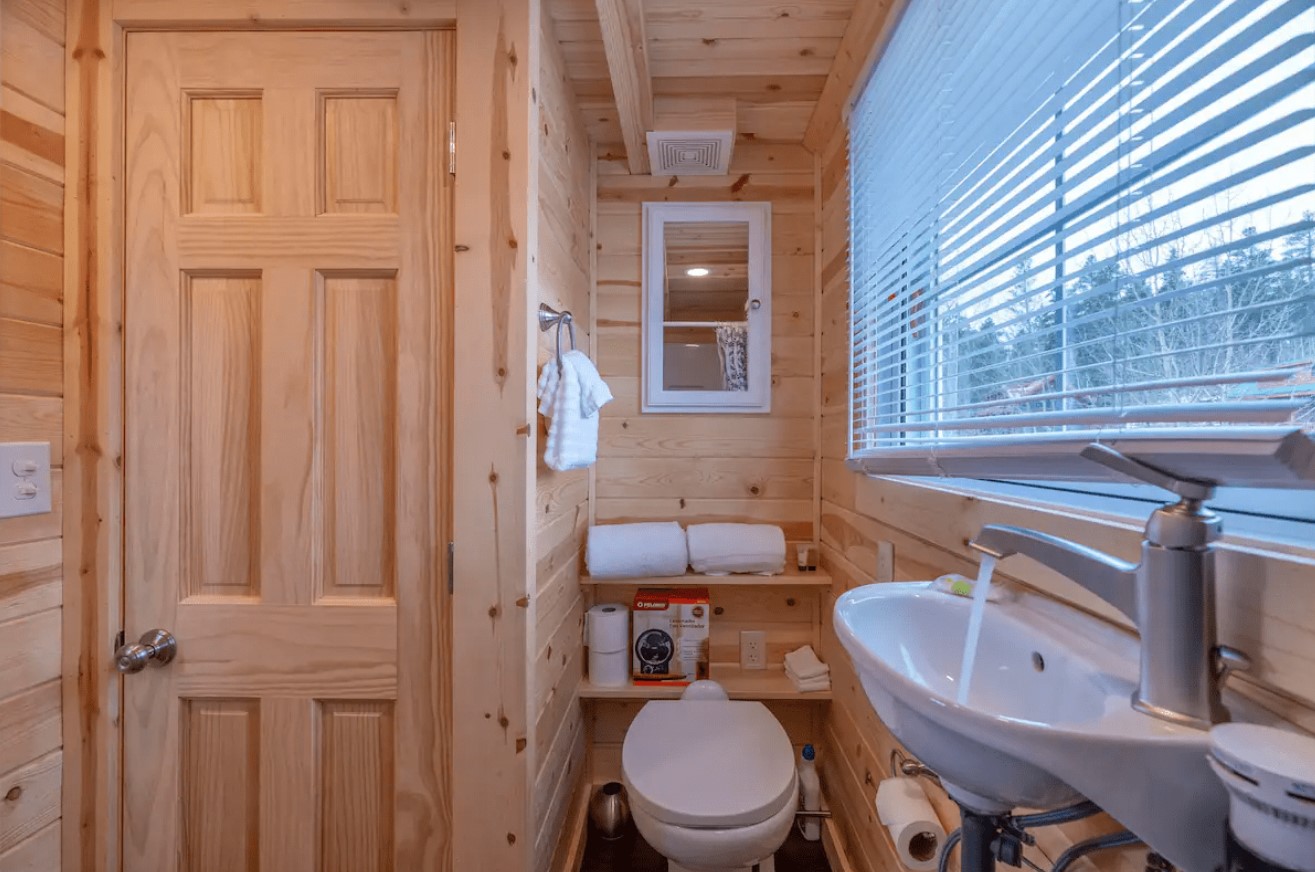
[{"left": 622, "top": 681, "right": 799, "bottom": 872}]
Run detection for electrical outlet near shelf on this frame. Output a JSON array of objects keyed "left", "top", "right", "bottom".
[{"left": 740, "top": 630, "right": 767, "bottom": 670}]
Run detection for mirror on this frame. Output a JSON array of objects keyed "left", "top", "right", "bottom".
[
  {"left": 663, "top": 222, "right": 749, "bottom": 392},
  {"left": 643, "top": 202, "right": 772, "bottom": 412}
]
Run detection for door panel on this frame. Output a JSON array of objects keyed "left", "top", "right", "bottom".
[{"left": 123, "top": 30, "right": 450, "bottom": 872}]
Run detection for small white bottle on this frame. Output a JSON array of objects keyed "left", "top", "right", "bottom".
[{"left": 798, "top": 744, "right": 822, "bottom": 841}]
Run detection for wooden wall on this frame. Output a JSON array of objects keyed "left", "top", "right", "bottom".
[
  {"left": 0, "top": 0, "right": 66, "bottom": 868},
  {"left": 814, "top": 120, "right": 1315, "bottom": 872},
  {"left": 585, "top": 125, "right": 821, "bottom": 796},
  {"left": 451, "top": 0, "right": 538, "bottom": 869},
  {"left": 532, "top": 15, "right": 594, "bottom": 872},
  {"left": 593, "top": 137, "right": 818, "bottom": 542}
]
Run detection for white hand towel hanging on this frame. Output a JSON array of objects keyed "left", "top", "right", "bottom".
[{"left": 537, "top": 349, "right": 613, "bottom": 472}]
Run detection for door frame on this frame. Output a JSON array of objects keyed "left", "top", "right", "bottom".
[{"left": 62, "top": 3, "right": 494, "bottom": 870}]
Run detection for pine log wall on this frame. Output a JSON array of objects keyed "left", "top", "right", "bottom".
[
  {"left": 592, "top": 135, "right": 818, "bottom": 544},
  {"left": 585, "top": 108, "right": 827, "bottom": 798},
  {"left": 533, "top": 15, "right": 595, "bottom": 872},
  {"left": 0, "top": 0, "right": 67, "bottom": 867}
]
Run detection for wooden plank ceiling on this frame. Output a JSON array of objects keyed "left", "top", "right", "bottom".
[{"left": 547, "top": 0, "right": 861, "bottom": 159}]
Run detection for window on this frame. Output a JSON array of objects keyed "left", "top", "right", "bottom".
[{"left": 848, "top": 0, "right": 1315, "bottom": 487}]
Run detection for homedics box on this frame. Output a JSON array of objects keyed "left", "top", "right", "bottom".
[{"left": 632, "top": 587, "right": 710, "bottom": 685}]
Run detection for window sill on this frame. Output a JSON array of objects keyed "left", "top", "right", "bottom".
[{"left": 879, "top": 475, "right": 1315, "bottom": 559}]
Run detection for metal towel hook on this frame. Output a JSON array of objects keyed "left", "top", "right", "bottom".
[{"left": 538, "top": 303, "right": 577, "bottom": 370}]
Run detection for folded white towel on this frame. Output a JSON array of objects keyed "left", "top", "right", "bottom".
[
  {"left": 586, "top": 523, "right": 689, "bottom": 579},
  {"left": 786, "top": 662, "right": 830, "bottom": 681},
  {"left": 536, "top": 349, "right": 613, "bottom": 472},
  {"left": 786, "top": 668, "right": 831, "bottom": 693},
  {"left": 686, "top": 523, "right": 786, "bottom": 575},
  {"left": 784, "top": 645, "right": 829, "bottom": 680}
]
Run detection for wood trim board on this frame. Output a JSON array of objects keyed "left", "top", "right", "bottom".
[
  {"left": 63, "top": 3, "right": 122, "bottom": 869},
  {"left": 579, "top": 665, "right": 833, "bottom": 701},
  {"left": 108, "top": 0, "right": 457, "bottom": 27},
  {"left": 450, "top": 0, "right": 538, "bottom": 869},
  {"left": 592, "top": 0, "right": 652, "bottom": 174},
  {"left": 802, "top": 0, "right": 904, "bottom": 153},
  {"left": 582, "top": 567, "right": 832, "bottom": 586}
]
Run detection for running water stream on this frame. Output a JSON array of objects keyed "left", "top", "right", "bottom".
[{"left": 956, "top": 556, "right": 997, "bottom": 705}]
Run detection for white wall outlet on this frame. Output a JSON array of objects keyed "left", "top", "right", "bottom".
[
  {"left": 740, "top": 630, "right": 767, "bottom": 670},
  {"left": 0, "top": 442, "right": 52, "bottom": 519},
  {"left": 877, "top": 540, "right": 895, "bottom": 583}
]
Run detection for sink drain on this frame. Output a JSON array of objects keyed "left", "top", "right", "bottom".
[{"left": 1031, "top": 652, "right": 1046, "bottom": 672}]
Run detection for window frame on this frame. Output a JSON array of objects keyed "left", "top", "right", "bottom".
[
  {"left": 944, "top": 476, "right": 1315, "bottom": 544},
  {"left": 844, "top": 0, "right": 1315, "bottom": 489},
  {"left": 641, "top": 200, "right": 774, "bottom": 414}
]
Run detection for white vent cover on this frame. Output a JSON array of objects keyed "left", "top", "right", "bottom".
[{"left": 646, "top": 130, "right": 735, "bottom": 176}]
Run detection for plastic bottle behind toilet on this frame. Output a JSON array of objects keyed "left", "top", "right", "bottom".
[{"left": 798, "top": 744, "right": 821, "bottom": 841}]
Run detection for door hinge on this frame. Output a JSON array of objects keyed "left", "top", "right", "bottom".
[
  {"left": 448, "top": 122, "right": 457, "bottom": 176},
  {"left": 447, "top": 541, "right": 455, "bottom": 594}
]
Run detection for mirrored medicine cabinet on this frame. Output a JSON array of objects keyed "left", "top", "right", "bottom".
[{"left": 641, "top": 201, "right": 772, "bottom": 413}]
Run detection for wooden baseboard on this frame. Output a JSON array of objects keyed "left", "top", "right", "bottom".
[
  {"left": 823, "top": 814, "right": 862, "bottom": 872},
  {"left": 550, "top": 771, "right": 593, "bottom": 872},
  {"left": 821, "top": 786, "right": 867, "bottom": 872}
]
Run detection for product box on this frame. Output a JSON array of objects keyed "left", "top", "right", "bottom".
[{"left": 632, "top": 587, "right": 710, "bottom": 685}]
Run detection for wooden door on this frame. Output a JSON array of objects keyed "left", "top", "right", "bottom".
[{"left": 122, "top": 30, "right": 451, "bottom": 872}]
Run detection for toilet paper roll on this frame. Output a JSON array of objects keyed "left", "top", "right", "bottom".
[
  {"left": 586, "top": 603, "right": 630, "bottom": 654},
  {"left": 588, "top": 648, "right": 630, "bottom": 688},
  {"left": 875, "top": 777, "right": 946, "bottom": 871}
]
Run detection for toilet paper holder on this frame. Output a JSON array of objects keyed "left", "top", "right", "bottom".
[{"left": 890, "top": 749, "right": 942, "bottom": 786}]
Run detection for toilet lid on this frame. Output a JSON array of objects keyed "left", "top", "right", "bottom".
[{"left": 622, "top": 700, "right": 798, "bottom": 828}]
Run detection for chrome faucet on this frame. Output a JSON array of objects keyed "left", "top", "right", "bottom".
[{"left": 969, "top": 443, "right": 1249, "bottom": 730}]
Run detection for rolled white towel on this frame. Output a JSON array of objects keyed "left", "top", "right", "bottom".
[
  {"left": 686, "top": 523, "right": 786, "bottom": 575},
  {"left": 586, "top": 523, "right": 689, "bottom": 579},
  {"left": 784, "top": 645, "right": 829, "bottom": 680}
]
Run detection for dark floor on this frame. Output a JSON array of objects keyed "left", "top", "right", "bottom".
[{"left": 581, "top": 822, "right": 831, "bottom": 872}]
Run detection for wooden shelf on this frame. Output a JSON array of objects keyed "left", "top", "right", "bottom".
[
  {"left": 581, "top": 567, "right": 831, "bottom": 587},
  {"left": 579, "top": 666, "right": 832, "bottom": 702}
]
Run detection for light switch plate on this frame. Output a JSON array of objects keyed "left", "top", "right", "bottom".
[
  {"left": 740, "top": 630, "right": 767, "bottom": 670},
  {"left": 0, "top": 442, "right": 52, "bottom": 519}
]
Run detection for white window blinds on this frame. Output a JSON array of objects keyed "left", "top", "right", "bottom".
[{"left": 848, "top": 0, "right": 1315, "bottom": 485}]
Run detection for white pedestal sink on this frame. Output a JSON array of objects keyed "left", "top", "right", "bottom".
[{"left": 834, "top": 582, "right": 1229, "bottom": 872}]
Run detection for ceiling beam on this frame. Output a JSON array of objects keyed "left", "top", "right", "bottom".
[
  {"left": 595, "top": 0, "right": 654, "bottom": 174},
  {"left": 803, "top": 0, "right": 903, "bottom": 153}
]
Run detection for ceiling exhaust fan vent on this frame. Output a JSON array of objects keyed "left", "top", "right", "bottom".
[{"left": 646, "top": 130, "right": 735, "bottom": 176}]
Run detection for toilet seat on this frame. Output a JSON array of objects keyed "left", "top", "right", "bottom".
[{"left": 622, "top": 700, "right": 797, "bottom": 828}]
